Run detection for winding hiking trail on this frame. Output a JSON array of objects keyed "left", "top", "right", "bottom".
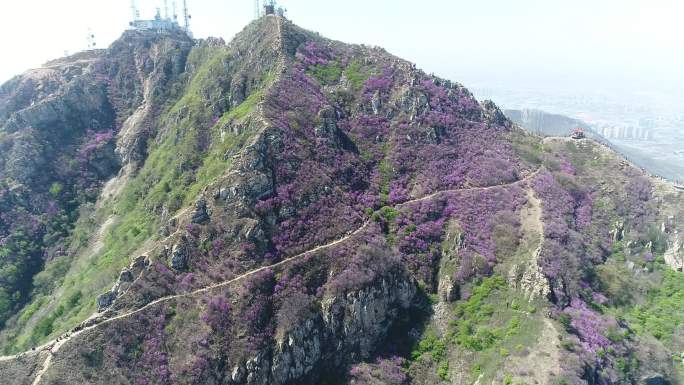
[{"left": 4, "top": 167, "right": 543, "bottom": 384}]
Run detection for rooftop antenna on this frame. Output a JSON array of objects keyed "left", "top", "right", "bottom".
[
  {"left": 182, "top": 0, "right": 190, "bottom": 31},
  {"left": 254, "top": 0, "right": 261, "bottom": 19},
  {"left": 172, "top": 1, "right": 178, "bottom": 22},
  {"left": 164, "top": 0, "right": 169, "bottom": 19}
]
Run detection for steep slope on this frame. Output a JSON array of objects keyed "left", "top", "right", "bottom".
[{"left": 0, "top": 15, "right": 682, "bottom": 385}]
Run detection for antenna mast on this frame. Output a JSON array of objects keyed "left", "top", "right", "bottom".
[
  {"left": 172, "top": 1, "right": 178, "bottom": 22},
  {"left": 164, "top": 0, "right": 169, "bottom": 19},
  {"left": 130, "top": 0, "right": 139, "bottom": 21},
  {"left": 182, "top": 0, "right": 190, "bottom": 31},
  {"left": 254, "top": 0, "right": 261, "bottom": 19},
  {"left": 86, "top": 28, "right": 96, "bottom": 50}
]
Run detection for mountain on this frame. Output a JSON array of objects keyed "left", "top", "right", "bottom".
[{"left": 0, "top": 15, "right": 683, "bottom": 385}]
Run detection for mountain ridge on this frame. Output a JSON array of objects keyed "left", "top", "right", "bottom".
[{"left": 0, "top": 15, "right": 682, "bottom": 385}]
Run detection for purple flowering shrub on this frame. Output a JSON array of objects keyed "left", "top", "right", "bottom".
[
  {"left": 200, "top": 295, "right": 232, "bottom": 332},
  {"left": 97, "top": 305, "right": 177, "bottom": 385},
  {"left": 295, "top": 41, "right": 335, "bottom": 67},
  {"left": 532, "top": 170, "right": 607, "bottom": 304},
  {"left": 327, "top": 224, "right": 405, "bottom": 294},
  {"left": 253, "top": 38, "right": 535, "bottom": 269},
  {"left": 532, "top": 149, "right": 666, "bottom": 381},
  {"left": 135, "top": 309, "right": 175, "bottom": 385},
  {"left": 256, "top": 66, "right": 368, "bottom": 258},
  {"left": 390, "top": 185, "right": 527, "bottom": 288},
  {"left": 349, "top": 356, "right": 408, "bottom": 385},
  {"left": 563, "top": 299, "right": 614, "bottom": 356},
  {"left": 235, "top": 269, "right": 275, "bottom": 354},
  {"left": 620, "top": 175, "right": 658, "bottom": 242}
]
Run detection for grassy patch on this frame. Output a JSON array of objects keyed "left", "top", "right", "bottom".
[
  {"left": 624, "top": 269, "right": 684, "bottom": 345},
  {"left": 310, "top": 62, "right": 343, "bottom": 85},
  {"left": 410, "top": 276, "right": 544, "bottom": 382},
  {"left": 308, "top": 58, "right": 370, "bottom": 90},
  {"left": 511, "top": 132, "right": 543, "bottom": 167},
  {"left": 343, "top": 59, "right": 370, "bottom": 91}
]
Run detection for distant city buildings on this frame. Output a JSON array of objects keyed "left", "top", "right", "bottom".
[{"left": 592, "top": 124, "right": 654, "bottom": 141}]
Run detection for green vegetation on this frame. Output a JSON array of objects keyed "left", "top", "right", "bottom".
[
  {"left": 343, "top": 59, "right": 370, "bottom": 91},
  {"left": 1, "top": 45, "right": 274, "bottom": 353},
  {"left": 307, "top": 58, "right": 370, "bottom": 91},
  {"left": 412, "top": 332, "right": 449, "bottom": 380},
  {"left": 449, "top": 276, "right": 522, "bottom": 351},
  {"left": 372, "top": 206, "right": 400, "bottom": 223},
  {"left": 411, "top": 276, "right": 545, "bottom": 383},
  {"left": 310, "top": 62, "right": 343, "bottom": 85},
  {"left": 377, "top": 143, "right": 393, "bottom": 204},
  {"left": 625, "top": 269, "right": 684, "bottom": 345},
  {"left": 510, "top": 133, "right": 543, "bottom": 168},
  {"left": 599, "top": 238, "right": 684, "bottom": 349}
]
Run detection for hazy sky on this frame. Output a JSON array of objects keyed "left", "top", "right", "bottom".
[{"left": 1, "top": 0, "right": 683, "bottom": 92}]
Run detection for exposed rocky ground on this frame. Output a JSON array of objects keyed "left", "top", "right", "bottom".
[{"left": 0, "top": 15, "right": 682, "bottom": 385}]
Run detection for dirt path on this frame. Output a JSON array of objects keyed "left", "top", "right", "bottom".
[
  {"left": 6, "top": 165, "right": 544, "bottom": 383},
  {"left": 511, "top": 189, "right": 550, "bottom": 300}
]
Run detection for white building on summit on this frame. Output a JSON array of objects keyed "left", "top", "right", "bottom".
[
  {"left": 129, "top": 0, "right": 191, "bottom": 35},
  {"left": 130, "top": 11, "right": 179, "bottom": 32}
]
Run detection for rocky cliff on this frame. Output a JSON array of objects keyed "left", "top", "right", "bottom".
[{"left": 0, "top": 15, "right": 682, "bottom": 385}]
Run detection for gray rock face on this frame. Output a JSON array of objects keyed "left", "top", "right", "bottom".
[
  {"left": 118, "top": 269, "right": 134, "bottom": 283},
  {"left": 315, "top": 106, "right": 340, "bottom": 146},
  {"left": 481, "top": 99, "right": 510, "bottom": 128},
  {"left": 191, "top": 198, "right": 210, "bottom": 224},
  {"left": 232, "top": 272, "right": 416, "bottom": 385},
  {"left": 371, "top": 92, "right": 382, "bottom": 115},
  {"left": 611, "top": 221, "right": 625, "bottom": 242},
  {"left": 642, "top": 374, "right": 670, "bottom": 385},
  {"left": 271, "top": 318, "right": 323, "bottom": 382},
  {"left": 438, "top": 275, "right": 459, "bottom": 302},
  {"left": 170, "top": 240, "right": 190, "bottom": 271},
  {"left": 96, "top": 291, "right": 116, "bottom": 311}
]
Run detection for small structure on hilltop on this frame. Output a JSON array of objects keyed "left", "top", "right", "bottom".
[
  {"left": 257, "top": 0, "right": 286, "bottom": 18},
  {"left": 129, "top": 0, "right": 191, "bottom": 35},
  {"left": 571, "top": 127, "right": 586, "bottom": 139},
  {"left": 264, "top": 0, "right": 276, "bottom": 15}
]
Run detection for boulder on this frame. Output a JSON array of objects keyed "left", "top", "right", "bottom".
[
  {"left": 642, "top": 375, "right": 670, "bottom": 385},
  {"left": 96, "top": 291, "right": 116, "bottom": 311},
  {"left": 118, "top": 269, "right": 134, "bottom": 283},
  {"left": 170, "top": 240, "right": 190, "bottom": 271},
  {"left": 191, "top": 198, "right": 210, "bottom": 224}
]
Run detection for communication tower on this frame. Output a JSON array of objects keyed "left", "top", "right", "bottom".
[
  {"left": 183, "top": 0, "right": 191, "bottom": 32},
  {"left": 130, "top": 0, "right": 140, "bottom": 21},
  {"left": 128, "top": 0, "right": 187, "bottom": 35}
]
